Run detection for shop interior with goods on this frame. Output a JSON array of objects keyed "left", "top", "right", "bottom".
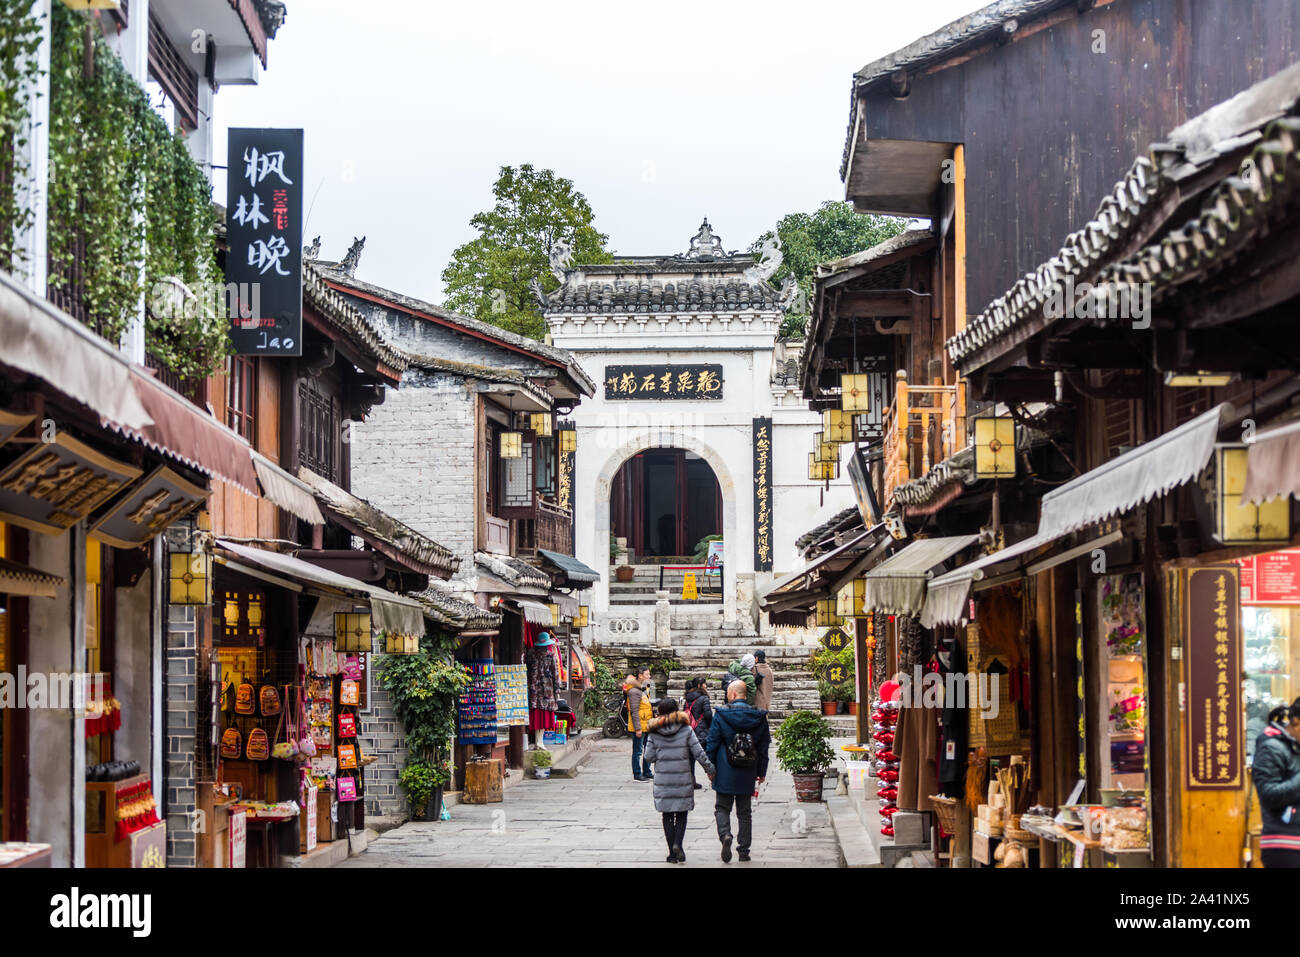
[
  {"left": 193, "top": 559, "right": 387, "bottom": 868},
  {"left": 454, "top": 603, "right": 591, "bottom": 801},
  {"left": 842, "top": 564, "right": 1155, "bottom": 869}
]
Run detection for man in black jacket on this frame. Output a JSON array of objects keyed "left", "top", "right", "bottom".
[{"left": 704, "top": 680, "right": 771, "bottom": 863}]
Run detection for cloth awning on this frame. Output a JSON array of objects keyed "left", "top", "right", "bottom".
[
  {"left": 552, "top": 592, "right": 579, "bottom": 620},
  {"left": 1037, "top": 403, "right": 1231, "bottom": 539},
  {"left": 253, "top": 454, "right": 325, "bottom": 525},
  {"left": 1243, "top": 417, "right": 1300, "bottom": 505},
  {"left": 920, "top": 527, "right": 1124, "bottom": 628},
  {"left": 537, "top": 548, "right": 601, "bottom": 584},
  {"left": 0, "top": 270, "right": 257, "bottom": 493},
  {"left": 0, "top": 557, "right": 65, "bottom": 598},
  {"left": 214, "top": 539, "right": 425, "bottom": 637},
  {"left": 759, "top": 527, "right": 875, "bottom": 606},
  {"left": 513, "top": 599, "right": 553, "bottom": 626},
  {"left": 864, "top": 534, "right": 979, "bottom": 617}
]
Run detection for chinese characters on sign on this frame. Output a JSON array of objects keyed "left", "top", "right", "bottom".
[
  {"left": 1185, "top": 566, "right": 1243, "bottom": 789},
  {"left": 557, "top": 446, "right": 574, "bottom": 513},
  {"left": 226, "top": 129, "right": 304, "bottom": 356},
  {"left": 0, "top": 433, "right": 142, "bottom": 536},
  {"left": 603, "top": 364, "right": 723, "bottom": 400},
  {"left": 752, "top": 417, "right": 773, "bottom": 571},
  {"left": 819, "top": 626, "right": 851, "bottom": 652}
]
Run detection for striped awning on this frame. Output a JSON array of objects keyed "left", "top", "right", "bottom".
[
  {"left": 253, "top": 453, "right": 325, "bottom": 525},
  {"left": 863, "top": 535, "right": 979, "bottom": 618}
]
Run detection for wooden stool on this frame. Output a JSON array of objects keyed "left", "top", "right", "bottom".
[{"left": 464, "top": 758, "right": 504, "bottom": 804}]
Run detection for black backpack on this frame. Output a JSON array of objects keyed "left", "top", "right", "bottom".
[{"left": 725, "top": 725, "right": 758, "bottom": 768}]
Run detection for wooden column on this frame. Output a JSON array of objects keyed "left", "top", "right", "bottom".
[{"left": 855, "top": 616, "right": 871, "bottom": 743}]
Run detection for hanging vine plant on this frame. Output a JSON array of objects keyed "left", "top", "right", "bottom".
[
  {"left": 47, "top": 4, "right": 228, "bottom": 380},
  {"left": 0, "top": 1, "right": 45, "bottom": 272}
]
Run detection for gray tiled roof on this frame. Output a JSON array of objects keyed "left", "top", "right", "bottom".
[
  {"left": 547, "top": 278, "right": 783, "bottom": 315},
  {"left": 302, "top": 261, "right": 408, "bottom": 377}
]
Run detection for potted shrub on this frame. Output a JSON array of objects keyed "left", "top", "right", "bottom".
[
  {"left": 531, "top": 748, "right": 554, "bottom": 779},
  {"left": 775, "top": 710, "right": 836, "bottom": 803},
  {"left": 817, "top": 679, "right": 838, "bottom": 716},
  {"left": 400, "top": 758, "right": 438, "bottom": 820}
]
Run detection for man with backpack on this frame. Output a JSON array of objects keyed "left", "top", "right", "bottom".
[{"left": 704, "top": 680, "right": 771, "bottom": 863}]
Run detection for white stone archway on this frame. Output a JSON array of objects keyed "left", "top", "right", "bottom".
[{"left": 590, "top": 429, "right": 739, "bottom": 621}]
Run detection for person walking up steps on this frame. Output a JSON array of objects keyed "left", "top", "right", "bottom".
[
  {"left": 705, "top": 680, "right": 770, "bottom": 863},
  {"left": 643, "top": 698, "right": 716, "bottom": 863},
  {"left": 725, "top": 654, "right": 757, "bottom": 706},
  {"left": 752, "top": 651, "right": 775, "bottom": 712}
]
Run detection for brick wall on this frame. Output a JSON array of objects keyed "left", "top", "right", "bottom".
[
  {"left": 360, "top": 653, "right": 407, "bottom": 819},
  {"left": 164, "top": 602, "right": 198, "bottom": 867},
  {"left": 351, "top": 370, "right": 478, "bottom": 573}
]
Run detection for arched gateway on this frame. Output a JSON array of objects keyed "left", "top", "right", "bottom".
[{"left": 543, "top": 219, "right": 855, "bottom": 639}]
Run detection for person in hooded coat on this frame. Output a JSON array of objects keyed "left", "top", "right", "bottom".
[
  {"left": 705, "top": 680, "right": 771, "bottom": 863},
  {"left": 1254, "top": 698, "right": 1300, "bottom": 867},
  {"left": 725, "top": 653, "right": 757, "bottom": 705},
  {"left": 643, "top": 697, "right": 716, "bottom": 863},
  {"left": 683, "top": 676, "right": 714, "bottom": 789}
]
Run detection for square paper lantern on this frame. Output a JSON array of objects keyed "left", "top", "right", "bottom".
[
  {"left": 384, "top": 633, "right": 420, "bottom": 655},
  {"left": 530, "top": 412, "right": 553, "bottom": 437},
  {"left": 1213, "top": 446, "right": 1289, "bottom": 544},
  {"left": 814, "top": 598, "right": 842, "bottom": 627},
  {"left": 808, "top": 454, "right": 838, "bottom": 481},
  {"left": 576, "top": 605, "right": 589, "bottom": 628},
  {"left": 822, "top": 408, "right": 853, "bottom": 444},
  {"left": 841, "top": 374, "right": 871, "bottom": 413},
  {"left": 335, "top": 611, "right": 373, "bottom": 653},
  {"left": 813, "top": 431, "right": 838, "bottom": 463},
  {"left": 974, "top": 416, "right": 1016, "bottom": 479},
  {"left": 836, "top": 579, "right": 867, "bottom": 618},
  {"left": 168, "top": 549, "right": 211, "bottom": 605},
  {"left": 559, "top": 427, "right": 577, "bottom": 453},
  {"left": 500, "top": 431, "right": 523, "bottom": 459}
]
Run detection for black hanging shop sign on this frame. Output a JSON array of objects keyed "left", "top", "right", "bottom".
[
  {"left": 603, "top": 364, "right": 723, "bottom": 400},
  {"left": 753, "top": 417, "right": 773, "bottom": 571},
  {"left": 226, "top": 128, "right": 304, "bottom": 357}
]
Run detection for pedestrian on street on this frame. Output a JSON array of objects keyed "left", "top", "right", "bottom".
[
  {"left": 626, "top": 668, "right": 655, "bottom": 781},
  {"left": 683, "top": 676, "right": 714, "bottom": 789},
  {"left": 1254, "top": 698, "right": 1300, "bottom": 867},
  {"left": 752, "top": 651, "right": 775, "bottom": 712},
  {"left": 643, "top": 697, "right": 716, "bottom": 864},
  {"left": 705, "top": 680, "right": 771, "bottom": 863},
  {"left": 725, "top": 653, "right": 757, "bottom": 705}
]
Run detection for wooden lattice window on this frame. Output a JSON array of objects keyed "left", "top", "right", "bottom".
[
  {"left": 226, "top": 355, "right": 256, "bottom": 442},
  {"left": 299, "top": 381, "right": 338, "bottom": 482}
]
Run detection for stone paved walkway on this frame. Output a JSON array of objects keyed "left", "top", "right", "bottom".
[{"left": 339, "top": 736, "right": 843, "bottom": 868}]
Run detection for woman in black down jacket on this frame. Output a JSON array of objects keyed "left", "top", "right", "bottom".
[
  {"left": 1254, "top": 698, "right": 1300, "bottom": 867},
  {"left": 683, "top": 677, "right": 713, "bottom": 789}
]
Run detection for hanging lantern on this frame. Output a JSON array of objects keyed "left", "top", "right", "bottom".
[
  {"left": 558, "top": 426, "right": 578, "bottom": 453},
  {"left": 548, "top": 602, "right": 561, "bottom": 626},
  {"left": 576, "top": 605, "right": 589, "bottom": 628},
  {"left": 334, "top": 611, "right": 373, "bottom": 652},
  {"left": 837, "top": 578, "right": 867, "bottom": 618},
  {"left": 814, "top": 598, "right": 842, "bottom": 627},
  {"left": 1211, "top": 445, "right": 1289, "bottom": 545},
  {"left": 168, "top": 549, "right": 211, "bottom": 605},
  {"left": 813, "top": 431, "right": 839, "bottom": 463},
  {"left": 808, "top": 454, "right": 838, "bottom": 481},
  {"left": 384, "top": 633, "right": 420, "bottom": 655},
  {"left": 530, "top": 412, "right": 553, "bottom": 437},
  {"left": 822, "top": 408, "right": 853, "bottom": 444},
  {"left": 222, "top": 595, "right": 241, "bottom": 633},
  {"left": 500, "top": 431, "right": 523, "bottom": 459},
  {"left": 840, "top": 373, "right": 871, "bottom": 413},
  {"left": 973, "top": 416, "right": 1017, "bottom": 479}
]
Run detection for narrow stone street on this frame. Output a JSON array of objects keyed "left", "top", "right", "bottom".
[{"left": 340, "top": 736, "right": 843, "bottom": 868}]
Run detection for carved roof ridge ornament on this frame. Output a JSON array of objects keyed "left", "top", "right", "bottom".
[
  {"left": 339, "top": 236, "right": 366, "bottom": 278},
  {"left": 549, "top": 239, "right": 573, "bottom": 284},
  {"left": 687, "top": 217, "right": 726, "bottom": 260},
  {"left": 745, "top": 233, "right": 783, "bottom": 285}
]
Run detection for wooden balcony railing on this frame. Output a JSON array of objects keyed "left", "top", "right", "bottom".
[
  {"left": 882, "top": 369, "right": 966, "bottom": 506},
  {"left": 511, "top": 496, "right": 574, "bottom": 558}
]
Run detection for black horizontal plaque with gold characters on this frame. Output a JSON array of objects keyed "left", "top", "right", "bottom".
[{"left": 603, "top": 364, "right": 723, "bottom": 400}]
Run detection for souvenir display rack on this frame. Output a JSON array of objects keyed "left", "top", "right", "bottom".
[{"left": 458, "top": 659, "right": 498, "bottom": 744}]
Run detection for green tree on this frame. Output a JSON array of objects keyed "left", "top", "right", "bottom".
[
  {"left": 441, "top": 164, "right": 612, "bottom": 340},
  {"left": 752, "top": 201, "right": 906, "bottom": 339}
]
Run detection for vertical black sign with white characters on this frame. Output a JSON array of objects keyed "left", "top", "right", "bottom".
[{"left": 226, "top": 128, "right": 304, "bottom": 356}]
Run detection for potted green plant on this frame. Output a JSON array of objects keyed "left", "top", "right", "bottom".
[
  {"left": 531, "top": 748, "right": 554, "bottom": 779},
  {"left": 400, "top": 758, "right": 438, "bottom": 820},
  {"left": 774, "top": 710, "right": 836, "bottom": 803},
  {"left": 817, "top": 678, "right": 839, "bottom": 716}
]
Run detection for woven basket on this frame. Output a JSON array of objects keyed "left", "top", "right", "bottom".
[{"left": 929, "top": 795, "right": 959, "bottom": 835}]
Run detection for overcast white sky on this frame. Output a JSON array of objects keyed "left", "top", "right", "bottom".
[{"left": 213, "top": 0, "right": 985, "bottom": 304}]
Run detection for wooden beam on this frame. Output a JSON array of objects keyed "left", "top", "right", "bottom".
[
  {"left": 836, "top": 290, "right": 928, "bottom": 317},
  {"left": 953, "top": 143, "right": 967, "bottom": 333}
]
